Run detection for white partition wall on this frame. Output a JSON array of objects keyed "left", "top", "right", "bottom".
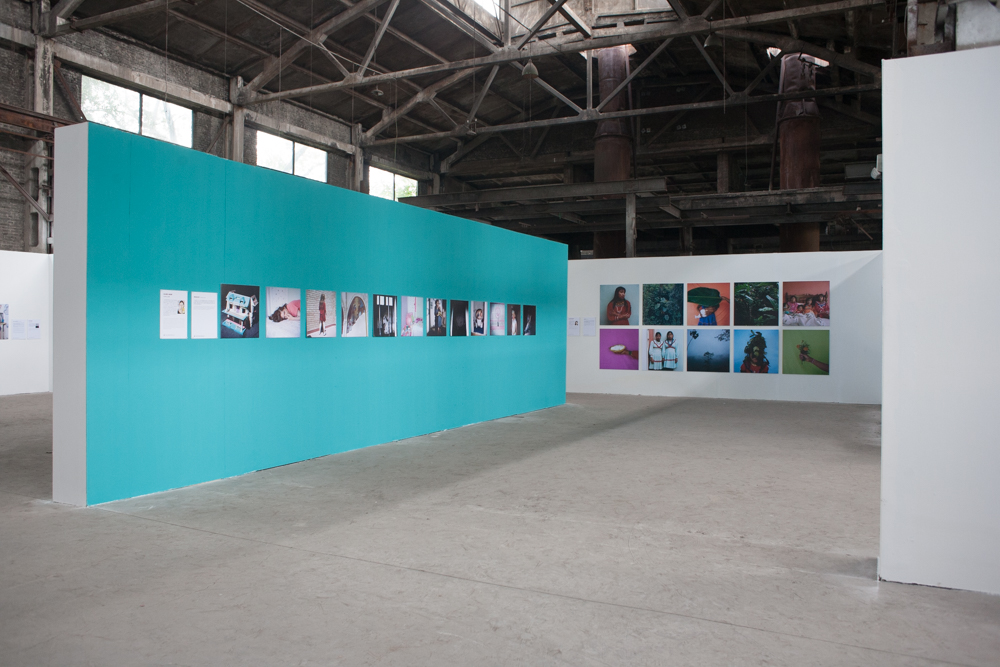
[
  {"left": 881, "top": 46, "right": 1000, "bottom": 595},
  {"left": 0, "top": 250, "right": 53, "bottom": 396},
  {"left": 567, "top": 251, "right": 881, "bottom": 404}
]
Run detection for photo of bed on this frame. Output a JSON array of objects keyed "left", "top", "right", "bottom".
[{"left": 782, "top": 281, "right": 830, "bottom": 326}]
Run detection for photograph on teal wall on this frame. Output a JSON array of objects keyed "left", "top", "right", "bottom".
[
  {"left": 471, "top": 301, "right": 486, "bottom": 336},
  {"left": 221, "top": 284, "right": 260, "bottom": 338},
  {"left": 305, "top": 290, "right": 335, "bottom": 338},
  {"left": 490, "top": 302, "right": 506, "bottom": 335},
  {"left": 400, "top": 296, "right": 423, "bottom": 337},
  {"left": 427, "top": 298, "right": 447, "bottom": 336},
  {"left": 508, "top": 304, "right": 521, "bottom": 336},
  {"left": 265, "top": 286, "right": 301, "bottom": 338},
  {"left": 75, "top": 123, "right": 566, "bottom": 504},
  {"left": 523, "top": 305, "right": 536, "bottom": 336},
  {"left": 451, "top": 300, "right": 469, "bottom": 336},
  {"left": 341, "top": 292, "right": 368, "bottom": 337},
  {"left": 373, "top": 294, "right": 396, "bottom": 337}
]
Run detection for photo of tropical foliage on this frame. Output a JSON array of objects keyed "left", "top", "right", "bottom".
[
  {"left": 734, "top": 282, "right": 779, "bottom": 326},
  {"left": 642, "top": 283, "right": 684, "bottom": 326}
]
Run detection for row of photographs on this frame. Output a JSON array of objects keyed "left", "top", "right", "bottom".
[
  {"left": 600, "top": 281, "right": 831, "bottom": 328},
  {"left": 159, "top": 286, "right": 537, "bottom": 339},
  {"left": 600, "top": 328, "right": 830, "bottom": 376}
]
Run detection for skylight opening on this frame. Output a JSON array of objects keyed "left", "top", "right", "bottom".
[{"left": 472, "top": 0, "right": 500, "bottom": 18}]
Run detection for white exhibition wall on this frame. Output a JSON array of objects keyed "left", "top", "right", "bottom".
[
  {"left": 567, "top": 251, "right": 882, "bottom": 404},
  {"left": 881, "top": 45, "right": 1000, "bottom": 595},
  {"left": 0, "top": 250, "right": 53, "bottom": 396}
]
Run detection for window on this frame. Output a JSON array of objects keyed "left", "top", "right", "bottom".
[
  {"left": 255, "top": 132, "right": 328, "bottom": 182},
  {"left": 471, "top": 0, "right": 499, "bottom": 18},
  {"left": 81, "top": 75, "right": 193, "bottom": 148},
  {"left": 369, "top": 166, "right": 417, "bottom": 202}
]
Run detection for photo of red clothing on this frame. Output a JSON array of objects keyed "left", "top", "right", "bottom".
[{"left": 606, "top": 300, "right": 632, "bottom": 326}]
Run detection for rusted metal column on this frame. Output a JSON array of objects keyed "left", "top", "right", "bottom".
[
  {"left": 593, "top": 45, "right": 633, "bottom": 258},
  {"left": 777, "top": 53, "right": 821, "bottom": 252}
]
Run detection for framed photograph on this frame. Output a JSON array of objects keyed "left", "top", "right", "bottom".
[
  {"left": 783, "top": 330, "right": 830, "bottom": 375},
  {"left": 642, "top": 283, "right": 683, "bottom": 326},
  {"left": 373, "top": 294, "right": 396, "bottom": 337},
  {"left": 507, "top": 304, "right": 521, "bottom": 336},
  {"left": 599, "top": 328, "right": 639, "bottom": 370},
  {"left": 451, "top": 300, "right": 469, "bottom": 336},
  {"left": 687, "top": 283, "right": 731, "bottom": 326},
  {"left": 341, "top": 292, "right": 369, "bottom": 337},
  {"left": 0, "top": 303, "right": 7, "bottom": 340},
  {"left": 306, "top": 290, "right": 336, "bottom": 338},
  {"left": 645, "top": 328, "right": 683, "bottom": 371},
  {"left": 600, "top": 284, "right": 639, "bottom": 326},
  {"left": 427, "top": 298, "right": 447, "bottom": 336},
  {"left": 782, "top": 281, "right": 830, "bottom": 326},
  {"left": 490, "top": 302, "right": 506, "bottom": 336},
  {"left": 734, "top": 282, "right": 779, "bottom": 327},
  {"left": 733, "top": 329, "right": 778, "bottom": 374},
  {"left": 687, "top": 328, "right": 731, "bottom": 372},
  {"left": 522, "top": 305, "right": 536, "bottom": 335},
  {"left": 471, "top": 301, "right": 487, "bottom": 336},
  {"left": 400, "top": 296, "right": 424, "bottom": 337},
  {"left": 265, "top": 287, "right": 301, "bottom": 338},
  {"left": 221, "top": 284, "right": 260, "bottom": 339}
]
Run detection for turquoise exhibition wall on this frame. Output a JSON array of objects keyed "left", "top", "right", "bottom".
[{"left": 84, "top": 124, "right": 567, "bottom": 504}]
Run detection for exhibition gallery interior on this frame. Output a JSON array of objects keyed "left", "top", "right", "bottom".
[{"left": 0, "top": 0, "right": 998, "bottom": 663}]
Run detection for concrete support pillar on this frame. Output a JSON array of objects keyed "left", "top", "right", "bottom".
[
  {"left": 717, "top": 152, "right": 731, "bottom": 193},
  {"left": 26, "top": 32, "right": 53, "bottom": 253},
  {"left": 680, "top": 226, "right": 693, "bottom": 256},
  {"left": 593, "top": 45, "right": 633, "bottom": 259},
  {"left": 351, "top": 123, "right": 366, "bottom": 193},
  {"left": 777, "top": 54, "right": 821, "bottom": 253},
  {"left": 231, "top": 107, "right": 245, "bottom": 163},
  {"left": 625, "top": 193, "right": 636, "bottom": 258}
]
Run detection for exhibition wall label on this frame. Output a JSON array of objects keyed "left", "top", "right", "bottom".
[{"left": 53, "top": 123, "right": 567, "bottom": 506}]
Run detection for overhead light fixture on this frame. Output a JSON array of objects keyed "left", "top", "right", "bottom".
[
  {"left": 372, "top": 86, "right": 384, "bottom": 97},
  {"left": 703, "top": 34, "right": 723, "bottom": 49},
  {"left": 522, "top": 60, "right": 539, "bottom": 80}
]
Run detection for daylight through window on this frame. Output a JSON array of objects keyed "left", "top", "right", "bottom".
[
  {"left": 81, "top": 75, "right": 192, "bottom": 148},
  {"left": 255, "top": 132, "right": 328, "bottom": 182},
  {"left": 369, "top": 166, "right": 417, "bottom": 202}
]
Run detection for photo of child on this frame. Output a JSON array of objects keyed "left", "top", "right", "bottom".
[
  {"left": 686, "top": 283, "right": 731, "bottom": 326},
  {"left": 507, "top": 304, "right": 521, "bottom": 336},
  {"left": 373, "top": 294, "right": 396, "bottom": 337},
  {"left": 490, "top": 302, "right": 506, "bottom": 336},
  {"left": 600, "top": 284, "right": 639, "bottom": 326},
  {"left": 783, "top": 329, "right": 830, "bottom": 375},
  {"left": 400, "top": 296, "right": 424, "bottom": 337},
  {"left": 427, "top": 298, "right": 447, "bottom": 336},
  {"left": 265, "top": 287, "right": 301, "bottom": 338},
  {"left": 687, "top": 328, "right": 731, "bottom": 372},
  {"left": 646, "top": 329, "right": 683, "bottom": 371},
  {"left": 782, "top": 281, "right": 830, "bottom": 327},
  {"left": 471, "top": 301, "right": 487, "bottom": 336},
  {"left": 733, "top": 329, "right": 778, "bottom": 374},
  {"left": 341, "top": 292, "right": 369, "bottom": 337},
  {"left": 306, "top": 290, "right": 336, "bottom": 338}
]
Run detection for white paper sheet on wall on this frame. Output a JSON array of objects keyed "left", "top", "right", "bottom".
[
  {"left": 190, "top": 291, "right": 218, "bottom": 339},
  {"left": 10, "top": 320, "right": 26, "bottom": 339},
  {"left": 567, "top": 317, "right": 580, "bottom": 336},
  {"left": 26, "top": 320, "right": 40, "bottom": 339},
  {"left": 160, "top": 289, "right": 188, "bottom": 339},
  {"left": 582, "top": 317, "right": 597, "bottom": 337}
]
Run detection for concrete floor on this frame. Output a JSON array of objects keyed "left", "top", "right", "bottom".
[{"left": 1, "top": 394, "right": 999, "bottom": 666}]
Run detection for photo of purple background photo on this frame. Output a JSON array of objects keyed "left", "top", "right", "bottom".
[{"left": 599, "top": 328, "right": 640, "bottom": 370}]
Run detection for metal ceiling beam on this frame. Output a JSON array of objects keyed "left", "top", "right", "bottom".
[
  {"left": 401, "top": 177, "right": 668, "bottom": 206},
  {"left": 596, "top": 38, "right": 674, "bottom": 112},
  {"left": 367, "top": 82, "right": 879, "bottom": 146},
  {"left": 516, "top": 0, "right": 571, "bottom": 49},
  {"left": 548, "top": 0, "right": 591, "bottom": 37},
  {"left": 49, "top": 0, "right": 186, "bottom": 37},
  {"left": 467, "top": 65, "right": 499, "bottom": 122},
  {"left": 364, "top": 67, "right": 483, "bottom": 139},
  {"left": 243, "top": 0, "right": 392, "bottom": 96},
  {"left": 358, "top": 0, "right": 401, "bottom": 78},
  {"left": 722, "top": 29, "right": 882, "bottom": 80},
  {"left": 247, "top": 0, "right": 882, "bottom": 105}
]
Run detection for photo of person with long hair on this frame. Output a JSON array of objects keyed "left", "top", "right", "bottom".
[
  {"left": 306, "top": 290, "right": 336, "bottom": 338},
  {"left": 600, "top": 284, "right": 639, "bottom": 326},
  {"left": 733, "top": 329, "right": 778, "bottom": 374},
  {"left": 471, "top": 301, "right": 486, "bottom": 336}
]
